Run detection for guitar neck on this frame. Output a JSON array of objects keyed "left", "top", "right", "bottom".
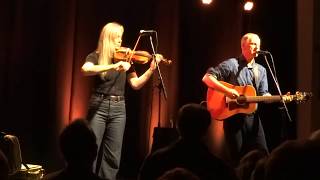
[{"left": 239, "top": 95, "right": 283, "bottom": 103}]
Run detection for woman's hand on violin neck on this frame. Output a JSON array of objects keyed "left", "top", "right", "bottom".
[
  {"left": 114, "top": 61, "right": 131, "bottom": 72},
  {"left": 155, "top": 54, "right": 163, "bottom": 61},
  {"left": 150, "top": 54, "right": 163, "bottom": 70}
]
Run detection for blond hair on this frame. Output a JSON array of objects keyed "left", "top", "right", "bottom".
[{"left": 96, "top": 22, "right": 124, "bottom": 78}]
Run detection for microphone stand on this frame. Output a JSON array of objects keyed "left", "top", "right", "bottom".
[
  {"left": 261, "top": 52, "right": 292, "bottom": 122},
  {"left": 148, "top": 34, "right": 167, "bottom": 128}
]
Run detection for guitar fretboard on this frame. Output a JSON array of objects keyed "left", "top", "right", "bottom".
[{"left": 238, "top": 95, "right": 283, "bottom": 103}]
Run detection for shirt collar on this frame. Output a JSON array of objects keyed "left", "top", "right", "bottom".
[
  {"left": 247, "top": 59, "right": 255, "bottom": 69},
  {"left": 239, "top": 55, "right": 255, "bottom": 69}
]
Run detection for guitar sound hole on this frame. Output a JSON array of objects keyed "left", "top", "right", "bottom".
[
  {"left": 228, "top": 101, "right": 249, "bottom": 110},
  {"left": 237, "top": 96, "right": 247, "bottom": 104}
]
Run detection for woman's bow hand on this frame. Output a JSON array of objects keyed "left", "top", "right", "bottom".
[{"left": 114, "top": 61, "right": 131, "bottom": 72}]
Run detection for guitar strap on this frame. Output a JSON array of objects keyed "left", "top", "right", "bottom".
[{"left": 252, "top": 64, "right": 259, "bottom": 90}]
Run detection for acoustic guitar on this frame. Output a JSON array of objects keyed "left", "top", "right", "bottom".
[{"left": 206, "top": 81, "right": 312, "bottom": 120}]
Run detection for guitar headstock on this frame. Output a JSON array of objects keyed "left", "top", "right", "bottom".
[{"left": 282, "top": 91, "right": 312, "bottom": 103}]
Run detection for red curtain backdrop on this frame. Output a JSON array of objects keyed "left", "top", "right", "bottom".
[
  {"left": 2, "top": 0, "right": 313, "bottom": 175},
  {"left": 0, "top": 0, "right": 181, "bottom": 170}
]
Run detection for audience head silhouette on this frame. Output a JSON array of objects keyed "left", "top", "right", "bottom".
[
  {"left": 176, "top": 103, "right": 211, "bottom": 140},
  {"left": 43, "top": 119, "right": 103, "bottom": 180},
  {"left": 60, "top": 118, "right": 97, "bottom": 169},
  {"left": 0, "top": 149, "right": 9, "bottom": 180},
  {"left": 157, "top": 167, "right": 200, "bottom": 180},
  {"left": 237, "top": 149, "right": 268, "bottom": 180},
  {"left": 138, "top": 103, "right": 238, "bottom": 180},
  {"left": 265, "top": 139, "right": 320, "bottom": 180}
]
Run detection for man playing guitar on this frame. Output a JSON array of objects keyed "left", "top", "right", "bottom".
[{"left": 202, "top": 33, "right": 269, "bottom": 167}]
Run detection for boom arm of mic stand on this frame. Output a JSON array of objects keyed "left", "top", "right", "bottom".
[
  {"left": 262, "top": 54, "right": 292, "bottom": 122},
  {"left": 149, "top": 36, "right": 168, "bottom": 100}
]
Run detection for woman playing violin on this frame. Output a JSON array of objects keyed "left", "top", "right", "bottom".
[{"left": 81, "top": 22, "right": 161, "bottom": 180}]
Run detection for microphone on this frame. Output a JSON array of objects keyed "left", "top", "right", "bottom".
[
  {"left": 139, "top": 30, "right": 156, "bottom": 36},
  {"left": 256, "top": 50, "right": 270, "bottom": 54}
]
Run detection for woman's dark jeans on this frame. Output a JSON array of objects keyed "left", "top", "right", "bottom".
[{"left": 87, "top": 93, "right": 126, "bottom": 180}]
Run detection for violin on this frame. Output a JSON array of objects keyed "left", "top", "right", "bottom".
[{"left": 114, "top": 47, "right": 172, "bottom": 65}]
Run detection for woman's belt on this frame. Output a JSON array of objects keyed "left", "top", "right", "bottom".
[{"left": 96, "top": 93, "right": 125, "bottom": 101}]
